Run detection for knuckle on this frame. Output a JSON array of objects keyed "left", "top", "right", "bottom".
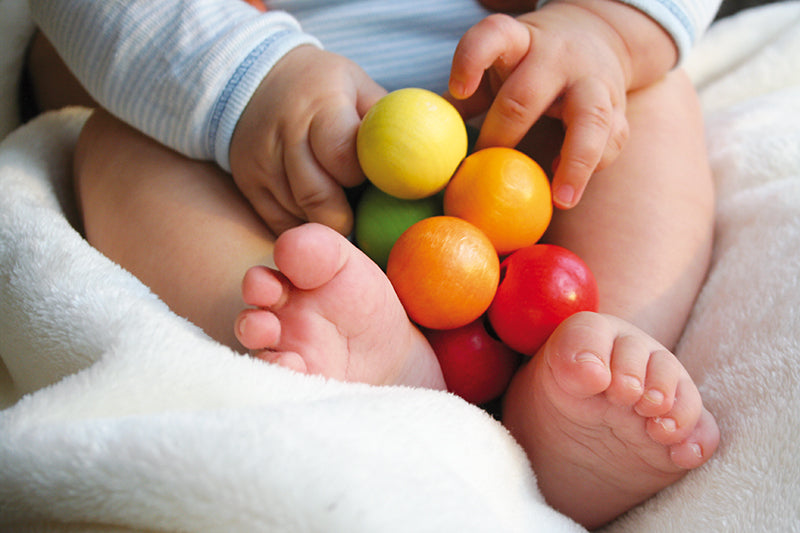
[
  {"left": 269, "top": 215, "right": 303, "bottom": 236},
  {"left": 293, "top": 185, "right": 333, "bottom": 214},
  {"left": 566, "top": 153, "right": 596, "bottom": 177},
  {"left": 293, "top": 186, "right": 352, "bottom": 234},
  {"left": 309, "top": 114, "right": 362, "bottom": 186},
  {"left": 581, "top": 102, "right": 614, "bottom": 132},
  {"left": 483, "top": 13, "right": 516, "bottom": 33},
  {"left": 250, "top": 190, "right": 302, "bottom": 236},
  {"left": 324, "top": 139, "right": 361, "bottom": 185},
  {"left": 598, "top": 116, "right": 629, "bottom": 169},
  {"left": 495, "top": 94, "right": 530, "bottom": 125},
  {"left": 608, "top": 122, "right": 629, "bottom": 156},
  {"left": 561, "top": 144, "right": 600, "bottom": 179}
]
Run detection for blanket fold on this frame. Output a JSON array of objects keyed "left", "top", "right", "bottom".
[
  {"left": 0, "top": 109, "right": 577, "bottom": 533},
  {"left": 2, "top": 2, "right": 800, "bottom": 532}
]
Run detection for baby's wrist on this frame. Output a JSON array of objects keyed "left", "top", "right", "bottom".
[
  {"left": 216, "top": 19, "right": 322, "bottom": 171},
  {"left": 544, "top": 0, "right": 677, "bottom": 89}
]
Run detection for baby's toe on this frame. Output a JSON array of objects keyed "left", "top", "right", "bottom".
[
  {"left": 634, "top": 349, "right": 681, "bottom": 418},
  {"left": 254, "top": 350, "right": 309, "bottom": 374},
  {"left": 605, "top": 334, "right": 650, "bottom": 405},
  {"left": 543, "top": 312, "right": 615, "bottom": 399},
  {"left": 645, "top": 374, "right": 704, "bottom": 446},
  {"left": 668, "top": 408, "right": 720, "bottom": 469},
  {"left": 241, "top": 265, "right": 288, "bottom": 308},
  {"left": 236, "top": 308, "right": 281, "bottom": 350},
  {"left": 273, "top": 223, "right": 349, "bottom": 291}
]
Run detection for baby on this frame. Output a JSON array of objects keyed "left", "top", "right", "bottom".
[{"left": 28, "top": 0, "right": 721, "bottom": 527}]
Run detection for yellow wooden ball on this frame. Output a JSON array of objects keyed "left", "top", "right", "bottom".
[{"left": 357, "top": 88, "right": 468, "bottom": 199}]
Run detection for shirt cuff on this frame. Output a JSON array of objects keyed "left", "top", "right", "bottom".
[
  {"left": 535, "top": 0, "right": 701, "bottom": 64},
  {"left": 208, "top": 11, "right": 321, "bottom": 172},
  {"left": 606, "top": 0, "right": 693, "bottom": 61}
]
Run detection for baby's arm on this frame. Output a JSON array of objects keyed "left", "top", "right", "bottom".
[
  {"left": 30, "top": 0, "right": 384, "bottom": 235},
  {"left": 450, "top": 0, "right": 720, "bottom": 208},
  {"left": 29, "top": 1, "right": 316, "bottom": 166}
]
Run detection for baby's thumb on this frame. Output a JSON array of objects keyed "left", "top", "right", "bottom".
[{"left": 356, "top": 75, "right": 387, "bottom": 118}]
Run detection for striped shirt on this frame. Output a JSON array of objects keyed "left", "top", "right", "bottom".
[{"left": 30, "top": 0, "right": 721, "bottom": 171}]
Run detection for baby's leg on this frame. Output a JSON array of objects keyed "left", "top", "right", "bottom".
[
  {"left": 503, "top": 70, "right": 718, "bottom": 527},
  {"left": 74, "top": 110, "right": 443, "bottom": 388},
  {"left": 503, "top": 312, "right": 719, "bottom": 529},
  {"left": 544, "top": 69, "right": 714, "bottom": 349},
  {"left": 74, "top": 110, "right": 275, "bottom": 349}
]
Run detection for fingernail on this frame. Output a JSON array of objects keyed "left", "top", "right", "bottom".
[
  {"left": 643, "top": 389, "right": 665, "bottom": 405},
  {"left": 554, "top": 184, "right": 576, "bottom": 208},
  {"left": 654, "top": 416, "right": 676, "bottom": 433},
  {"left": 449, "top": 79, "right": 466, "bottom": 98}
]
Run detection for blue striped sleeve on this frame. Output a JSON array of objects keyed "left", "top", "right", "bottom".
[
  {"left": 537, "top": 0, "right": 722, "bottom": 62},
  {"left": 29, "top": 0, "right": 321, "bottom": 170}
]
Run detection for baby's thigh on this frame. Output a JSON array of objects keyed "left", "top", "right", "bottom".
[
  {"left": 74, "top": 110, "right": 277, "bottom": 348},
  {"left": 622, "top": 68, "right": 709, "bottom": 173},
  {"left": 74, "top": 109, "right": 272, "bottom": 250},
  {"left": 72, "top": 109, "right": 193, "bottom": 238}
]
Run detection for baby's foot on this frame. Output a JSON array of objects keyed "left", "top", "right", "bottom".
[
  {"left": 234, "top": 223, "right": 445, "bottom": 389},
  {"left": 502, "top": 312, "right": 719, "bottom": 529}
]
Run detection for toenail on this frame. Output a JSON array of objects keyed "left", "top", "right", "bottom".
[
  {"left": 575, "top": 351, "right": 604, "bottom": 366},
  {"left": 622, "top": 374, "right": 643, "bottom": 392},
  {"left": 654, "top": 416, "right": 676, "bottom": 433},
  {"left": 689, "top": 442, "right": 703, "bottom": 458},
  {"left": 237, "top": 315, "right": 249, "bottom": 338},
  {"left": 643, "top": 389, "right": 665, "bottom": 405}
]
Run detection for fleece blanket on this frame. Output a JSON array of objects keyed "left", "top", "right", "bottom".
[{"left": 2, "top": 1, "right": 800, "bottom": 531}]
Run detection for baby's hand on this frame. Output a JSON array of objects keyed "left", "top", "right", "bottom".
[
  {"left": 230, "top": 46, "right": 386, "bottom": 236},
  {"left": 450, "top": 1, "right": 644, "bottom": 208}
]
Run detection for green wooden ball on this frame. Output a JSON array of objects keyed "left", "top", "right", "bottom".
[{"left": 355, "top": 185, "right": 443, "bottom": 270}]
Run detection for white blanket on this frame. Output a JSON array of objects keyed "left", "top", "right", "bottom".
[{"left": 1, "top": 2, "right": 799, "bottom": 531}]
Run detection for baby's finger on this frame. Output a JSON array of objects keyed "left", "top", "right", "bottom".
[
  {"left": 449, "top": 13, "right": 530, "bottom": 100},
  {"left": 477, "top": 59, "right": 559, "bottom": 150},
  {"left": 244, "top": 182, "right": 307, "bottom": 236},
  {"left": 355, "top": 74, "right": 388, "bottom": 118},
  {"left": 596, "top": 106, "right": 629, "bottom": 171},
  {"left": 443, "top": 77, "right": 494, "bottom": 121},
  {"left": 286, "top": 140, "right": 355, "bottom": 236},
  {"left": 310, "top": 73, "right": 386, "bottom": 188},
  {"left": 309, "top": 105, "right": 364, "bottom": 189},
  {"left": 552, "top": 79, "right": 616, "bottom": 208}
]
